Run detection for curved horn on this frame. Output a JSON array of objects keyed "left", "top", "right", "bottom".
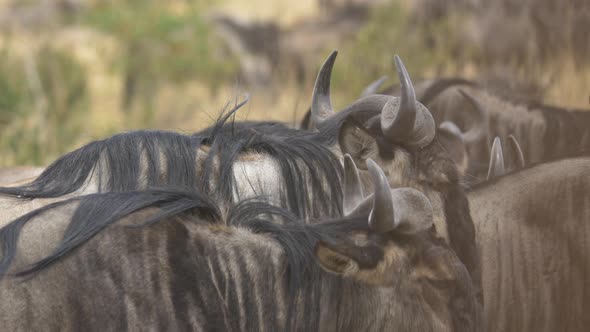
[
  {"left": 360, "top": 76, "right": 388, "bottom": 97},
  {"left": 343, "top": 154, "right": 364, "bottom": 215},
  {"left": 367, "top": 159, "right": 396, "bottom": 233},
  {"left": 366, "top": 159, "right": 433, "bottom": 234},
  {"left": 311, "top": 50, "right": 337, "bottom": 127},
  {"left": 457, "top": 89, "right": 487, "bottom": 143},
  {"left": 381, "top": 56, "right": 416, "bottom": 140},
  {"left": 381, "top": 56, "right": 435, "bottom": 148},
  {"left": 507, "top": 135, "right": 525, "bottom": 169},
  {"left": 487, "top": 137, "right": 505, "bottom": 180}
]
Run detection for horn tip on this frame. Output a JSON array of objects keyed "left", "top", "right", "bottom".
[
  {"left": 327, "top": 50, "right": 338, "bottom": 63},
  {"left": 392, "top": 55, "right": 414, "bottom": 92},
  {"left": 393, "top": 55, "right": 404, "bottom": 70},
  {"left": 507, "top": 135, "right": 525, "bottom": 168},
  {"left": 492, "top": 136, "right": 501, "bottom": 146}
]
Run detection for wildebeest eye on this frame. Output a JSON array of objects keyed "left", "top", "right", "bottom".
[{"left": 358, "top": 147, "right": 370, "bottom": 158}]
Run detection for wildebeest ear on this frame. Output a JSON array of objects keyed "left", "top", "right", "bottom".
[
  {"left": 338, "top": 118, "right": 379, "bottom": 170},
  {"left": 314, "top": 240, "right": 384, "bottom": 276},
  {"left": 436, "top": 122, "right": 468, "bottom": 173}
]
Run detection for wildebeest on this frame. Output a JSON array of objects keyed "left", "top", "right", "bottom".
[
  {"left": 0, "top": 160, "right": 481, "bottom": 331},
  {"left": 420, "top": 79, "right": 590, "bottom": 180},
  {"left": 0, "top": 53, "right": 482, "bottom": 300},
  {"left": 209, "top": 5, "right": 372, "bottom": 86},
  {"left": 336, "top": 74, "right": 589, "bottom": 183},
  {"left": 300, "top": 74, "right": 485, "bottom": 179},
  {"left": 468, "top": 155, "right": 590, "bottom": 332},
  {"left": 284, "top": 51, "right": 483, "bottom": 290}
]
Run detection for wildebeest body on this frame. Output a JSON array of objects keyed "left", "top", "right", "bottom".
[
  {"left": 468, "top": 156, "right": 590, "bottom": 331},
  {"left": 1, "top": 218, "right": 296, "bottom": 331},
  {"left": 0, "top": 181, "right": 481, "bottom": 331}
]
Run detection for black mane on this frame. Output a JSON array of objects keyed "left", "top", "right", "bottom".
[
  {"left": 196, "top": 117, "right": 345, "bottom": 219},
  {"left": 0, "top": 187, "right": 374, "bottom": 331},
  {"left": 0, "top": 130, "right": 200, "bottom": 198},
  {"left": 0, "top": 108, "right": 346, "bottom": 220},
  {"left": 0, "top": 187, "right": 366, "bottom": 293}
]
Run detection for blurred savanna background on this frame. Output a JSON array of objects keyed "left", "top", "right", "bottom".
[{"left": 0, "top": 0, "right": 588, "bottom": 166}]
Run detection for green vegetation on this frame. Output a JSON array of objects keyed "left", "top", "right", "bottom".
[
  {"left": 81, "top": 0, "right": 238, "bottom": 123},
  {"left": 0, "top": 0, "right": 241, "bottom": 166},
  {"left": 332, "top": 2, "right": 473, "bottom": 98},
  {"left": 0, "top": 47, "right": 88, "bottom": 165}
]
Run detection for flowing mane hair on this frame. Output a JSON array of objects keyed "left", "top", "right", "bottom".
[
  {"left": 0, "top": 101, "right": 345, "bottom": 220},
  {"left": 0, "top": 188, "right": 369, "bottom": 331}
]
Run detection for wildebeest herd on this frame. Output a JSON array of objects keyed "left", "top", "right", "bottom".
[{"left": 0, "top": 50, "right": 589, "bottom": 331}]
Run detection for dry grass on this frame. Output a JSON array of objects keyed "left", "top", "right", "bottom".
[
  {"left": 211, "top": 0, "right": 318, "bottom": 25},
  {"left": 545, "top": 57, "right": 590, "bottom": 109}
]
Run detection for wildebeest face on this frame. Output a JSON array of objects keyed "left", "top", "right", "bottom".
[
  {"left": 337, "top": 104, "right": 461, "bottom": 244},
  {"left": 311, "top": 51, "right": 460, "bottom": 192},
  {"left": 315, "top": 228, "right": 474, "bottom": 331},
  {"left": 314, "top": 220, "right": 469, "bottom": 289},
  {"left": 315, "top": 159, "right": 477, "bottom": 331},
  {"left": 338, "top": 117, "right": 460, "bottom": 188}
]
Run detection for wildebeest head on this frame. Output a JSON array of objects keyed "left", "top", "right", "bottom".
[
  {"left": 309, "top": 52, "right": 462, "bottom": 235},
  {"left": 313, "top": 157, "right": 480, "bottom": 331},
  {"left": 308, "top": 52, "right": 481, "bottom": 185},
  {"left": 307, "top": 51, "right": 482, "bottom": 299}
]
